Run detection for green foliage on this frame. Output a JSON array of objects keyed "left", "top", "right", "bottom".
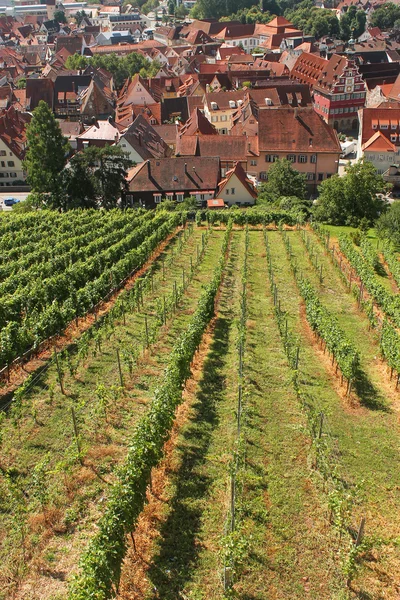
[
  {"left": 0, "top": 210, "right": 180, "bottom": 368},
  {"left": 54, "top": 9, "right": 67, "bottom": 23},
  {"left": 16, "top": 77, "right": 26, "bottom": 89},
  {"left": 68, "top": 222, "right": 233, "bottom": 600},
  {"left": 23, "top": 101, "right": 70, "bottom": 203},
  {"left": 376, "top": 201, "right": 400, "bottom": 246},
  {"left": 257, "top": 158, "right": 307, "bottom": 204},
  {"left": 370, "top": 2, "right": 400, "bottom": 29},
  {"left": 220, "top": 6, "right": 272, "bottom": 23},
  {"left": 340, "top": 5, "right": 366, "bottom": 40},
  {"left": 285, "top": 0, "right": 340, "bottom": 39},
  {"left": 65, "top": 52, "right": 161, "bottom": 88},
  {"left": 338, "top": 233, "right": 400, "bottom": 328},
  {"left": 11, "top": 197, "right": 35, "bottom": 214},
  {"left": 62, "top": 146, "right": 131, "bottom": 210},
  {"left": 314, "top": 160, "right": 388, "bottom": 226},
  {"left": 282, "top": 231, "right": 359, "bottom": 381},
  {"left": 381, "top": 239, "right": 400, "bottom": 287}
]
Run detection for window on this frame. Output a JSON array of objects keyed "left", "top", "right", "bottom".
[
  {"left": 231, "top": 188, "right": 235, "bottom": 194},
  {"left": 391, "top": 123, "right": 397, "bottom": 130},
  {"left": 259, "top": 171, "right": 267, "bottom": 180},
  {"left": 380, "top": 123, "right": 388, "bottom": 129},
  {"left": 250, "top": 159, "right": 257, "bottom": 166},
  {"left": 211, "top": 116, "right": 217, "bottom": 123},
  {"left": 318, "top": 173, "right": 324, "bottom": 181},
  {"left": 221, "top": 114, "right": 227, "bottom": 121},
  {"left": 307, "top": 172, "right": 315, "bottom": 180},
  {"left": 10, "top": 172, "right": 17, "bottom": 178},
  {"left": 226, "top": 188, "right": 229, "bottom": 195},
  {"left": 298, "top": 155, "right": 307, "bottom": 163},
  {"left": 265, "top": 154, "right": 278, "bottom": 162},
  {"left": 391, "top": 135, "right": 397, "bottom": 142},
  {"left": 287, "top": 154, "right": 296, "bottom": 163},
  {"left": 0, "top": 151, "right": 5, "bottom": 156},
  {"left": 0, "top": 161, "right": 4, "bottom": 167},
  {"left": 7, "top": 161, "right": 14, "bottom": 167},
  {"left": 176, "top": 192, "right": 184, "bottom": 202},
  {"left": 310, "top": 154, "right": 317, "bottom": 163},
  {"left": 153, "top": 193, "right": 162, "bottom": 204}
]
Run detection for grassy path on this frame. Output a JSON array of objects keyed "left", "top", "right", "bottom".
[
  {"left": 0, "top": 227, "right": 223, "bottom": 600},
  {"left": 291, "top": 229, "right": 397, "bottom": 410},
  {"left": 269, "top": 230, "right": 400, "bottom": 599},
  {"left": 119, "top": 230, "right": 340, "bottom": 600}
]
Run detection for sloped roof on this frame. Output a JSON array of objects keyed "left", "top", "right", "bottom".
[
  {"left": 360, "top": 107, "right": 400, "bottom": 144},
  {"left": 127, "top": 156, "right": 220, "bottom": 193},
  {"left": 179, "top": 107, "right": 217, "bottom": 137},
  {"left": 176, "top": 134, "right": 256, "bottom": 160},
  {"left": 121, "top": 114, "right": 171, "bottom": 160},
  {"left": 0, "top": 106, "right": 31, "bottom": 160},
  {"left": 78, "top": 118, "right": 124, "bottom": 142},
  {"left": 290, "top": 52, "right": 356, "bottom": 94},
  {"left": 218, "top": 162, "right": 257, "bottom": 198},
  {"left": 258, "top": 107, "right": 341, "bottom": 153},
  {"left": 362, "top": 130, "right": 396, "bottom": 152}
]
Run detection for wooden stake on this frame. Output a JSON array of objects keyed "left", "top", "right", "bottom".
[
  {"left": 54, "top": 349, "right": 65, "bottom": 395},
  {"left": 71, "top": 406, "right": 83, "bottom": 464},
  {"left": 116, "top": 349, "right": 123, "bottom": 387}
]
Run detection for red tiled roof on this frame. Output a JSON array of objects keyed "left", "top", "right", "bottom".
[
  {"left": 179, "top": 107, "right": 217, "bottom": 137},
  {"left": 360, "top": 106, "right": 400, "bottom": 145},
  {"left": 0, "top": 106, "right": 31, "bottom": 160},
  {"left": 362, "top": 130, "right": 396, "bottom": 152},
  {"left": 176, "top": 134, "right": 256, "bottom": 161},
  {"left": 258, "top": 106, "right": 341, "bottom": 153},
  {"left": 127, "top": 156, "right": 220, "bottom": 193}
]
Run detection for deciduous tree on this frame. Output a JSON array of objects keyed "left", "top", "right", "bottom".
[{"left": 257, "top": 158, "right": 307, "bottom": 204}]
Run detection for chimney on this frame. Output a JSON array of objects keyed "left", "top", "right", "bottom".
[
  {"left": 184, "top": 162, "right": 187, "bottom": 172},
  {"left": 147, "top": 160, "right": 151, "bottom": 177},
  {"left": 138, "top": 132, "right": 142, "bottom": 146}
]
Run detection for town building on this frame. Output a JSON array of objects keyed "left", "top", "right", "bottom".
[{"left": 290, "top": 52, "right": 367, "bottom": 132}]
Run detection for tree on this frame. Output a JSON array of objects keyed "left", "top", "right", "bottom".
[
  {"left": 370, "top": 2, "right": 400, "bottom": 29},
  {"left": 23, "top": 101, "right": 70, "bottom": 206},
  {"left": 314, "top": 159, "right": 389, "bottom": 225},
  {"left": 340, "top": 5, "right": 366, "bottom": 40},
  {"left": 62, "top": 146, "right": 131, "bottom": 210},
  {"left": 54, "top": 9, "right": 67, "bottom": 23},
  {"left": 375, "top": 201, "right": 400, "bottom": 246},
  {"left": 257, "top": 158, "right": 307, "bottom": 204},
  {"left": 285, "top": 1, "right": 340, "bottom": 39}
]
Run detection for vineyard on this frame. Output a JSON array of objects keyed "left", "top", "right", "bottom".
[{"left": 1, "top": 211, "right": 400, "bottom": 600}]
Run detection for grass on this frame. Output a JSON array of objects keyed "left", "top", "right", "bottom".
[
  {"left": 119, "top": 230, "right": 342, "bottom": 600},
  {"left": 0, "top": 226, "right": 224, "bottom": 600},
  {"left": 269, "top": 229, "right": 400, "bottom": 599},
  {"left": 3, "top": 225, "right": 400, "bottom": 600}
]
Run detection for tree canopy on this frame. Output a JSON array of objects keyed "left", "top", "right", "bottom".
[
  {"left": 257, "top": 158, "right": 307, "bottom": 204},
  {"left": 285, "top": 1, "right": 340, "bottom": 39},
  {"left": 65, "top": 52, "right": 161, "bottom": 88},
  {"left": 375, "top": 201, "right": 400, "bottom": 246},
  {"left": 370, "top": 2, "right": 400, "bottom": 29},
  {"left": 314, "top": 160, "right": 389, "bottom": 226},
  {"left": 23, "top": 101, "right": 70, "bottom": 205},
  {"left": 61, "top": 146, "right": 132, "bottom": 210}
]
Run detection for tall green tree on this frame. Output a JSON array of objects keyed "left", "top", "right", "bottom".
[
  {"left": 23, "top": 101, "right": 70, "bottom": 206},
  {"left": 62, "top": 146, "right": 131, "bottom": 210},
  {"left": 340, "top": 5, "right": 366, "bottom": 40},
  {"left": 314, "top": 159, "right": 389, "bottom": 225},
  {"left": 257, "top": 158, "right": 307, "bottom": 204}
]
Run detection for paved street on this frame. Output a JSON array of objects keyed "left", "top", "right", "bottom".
[{"left": 0, "top": 191, "right": 29, "bottom": 211}]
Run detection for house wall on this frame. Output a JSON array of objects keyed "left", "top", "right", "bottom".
[
  {"left": 218, "top": 172, "right": 255, "bottom": 206},
  {"left": 254, "top": 150, "right": 340, "bottom": 193},
  {"left": 117, "top": 137, "right": 144, "bottom": 164},
  {"left": 362, "top": 149, "right": 399, "bottom": 174},
  {"left": 0, "top": 139, "right": 25, "bottom": 185},
  {"left": 203, "top": 104, "right": 237, "bottom": 134}
]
